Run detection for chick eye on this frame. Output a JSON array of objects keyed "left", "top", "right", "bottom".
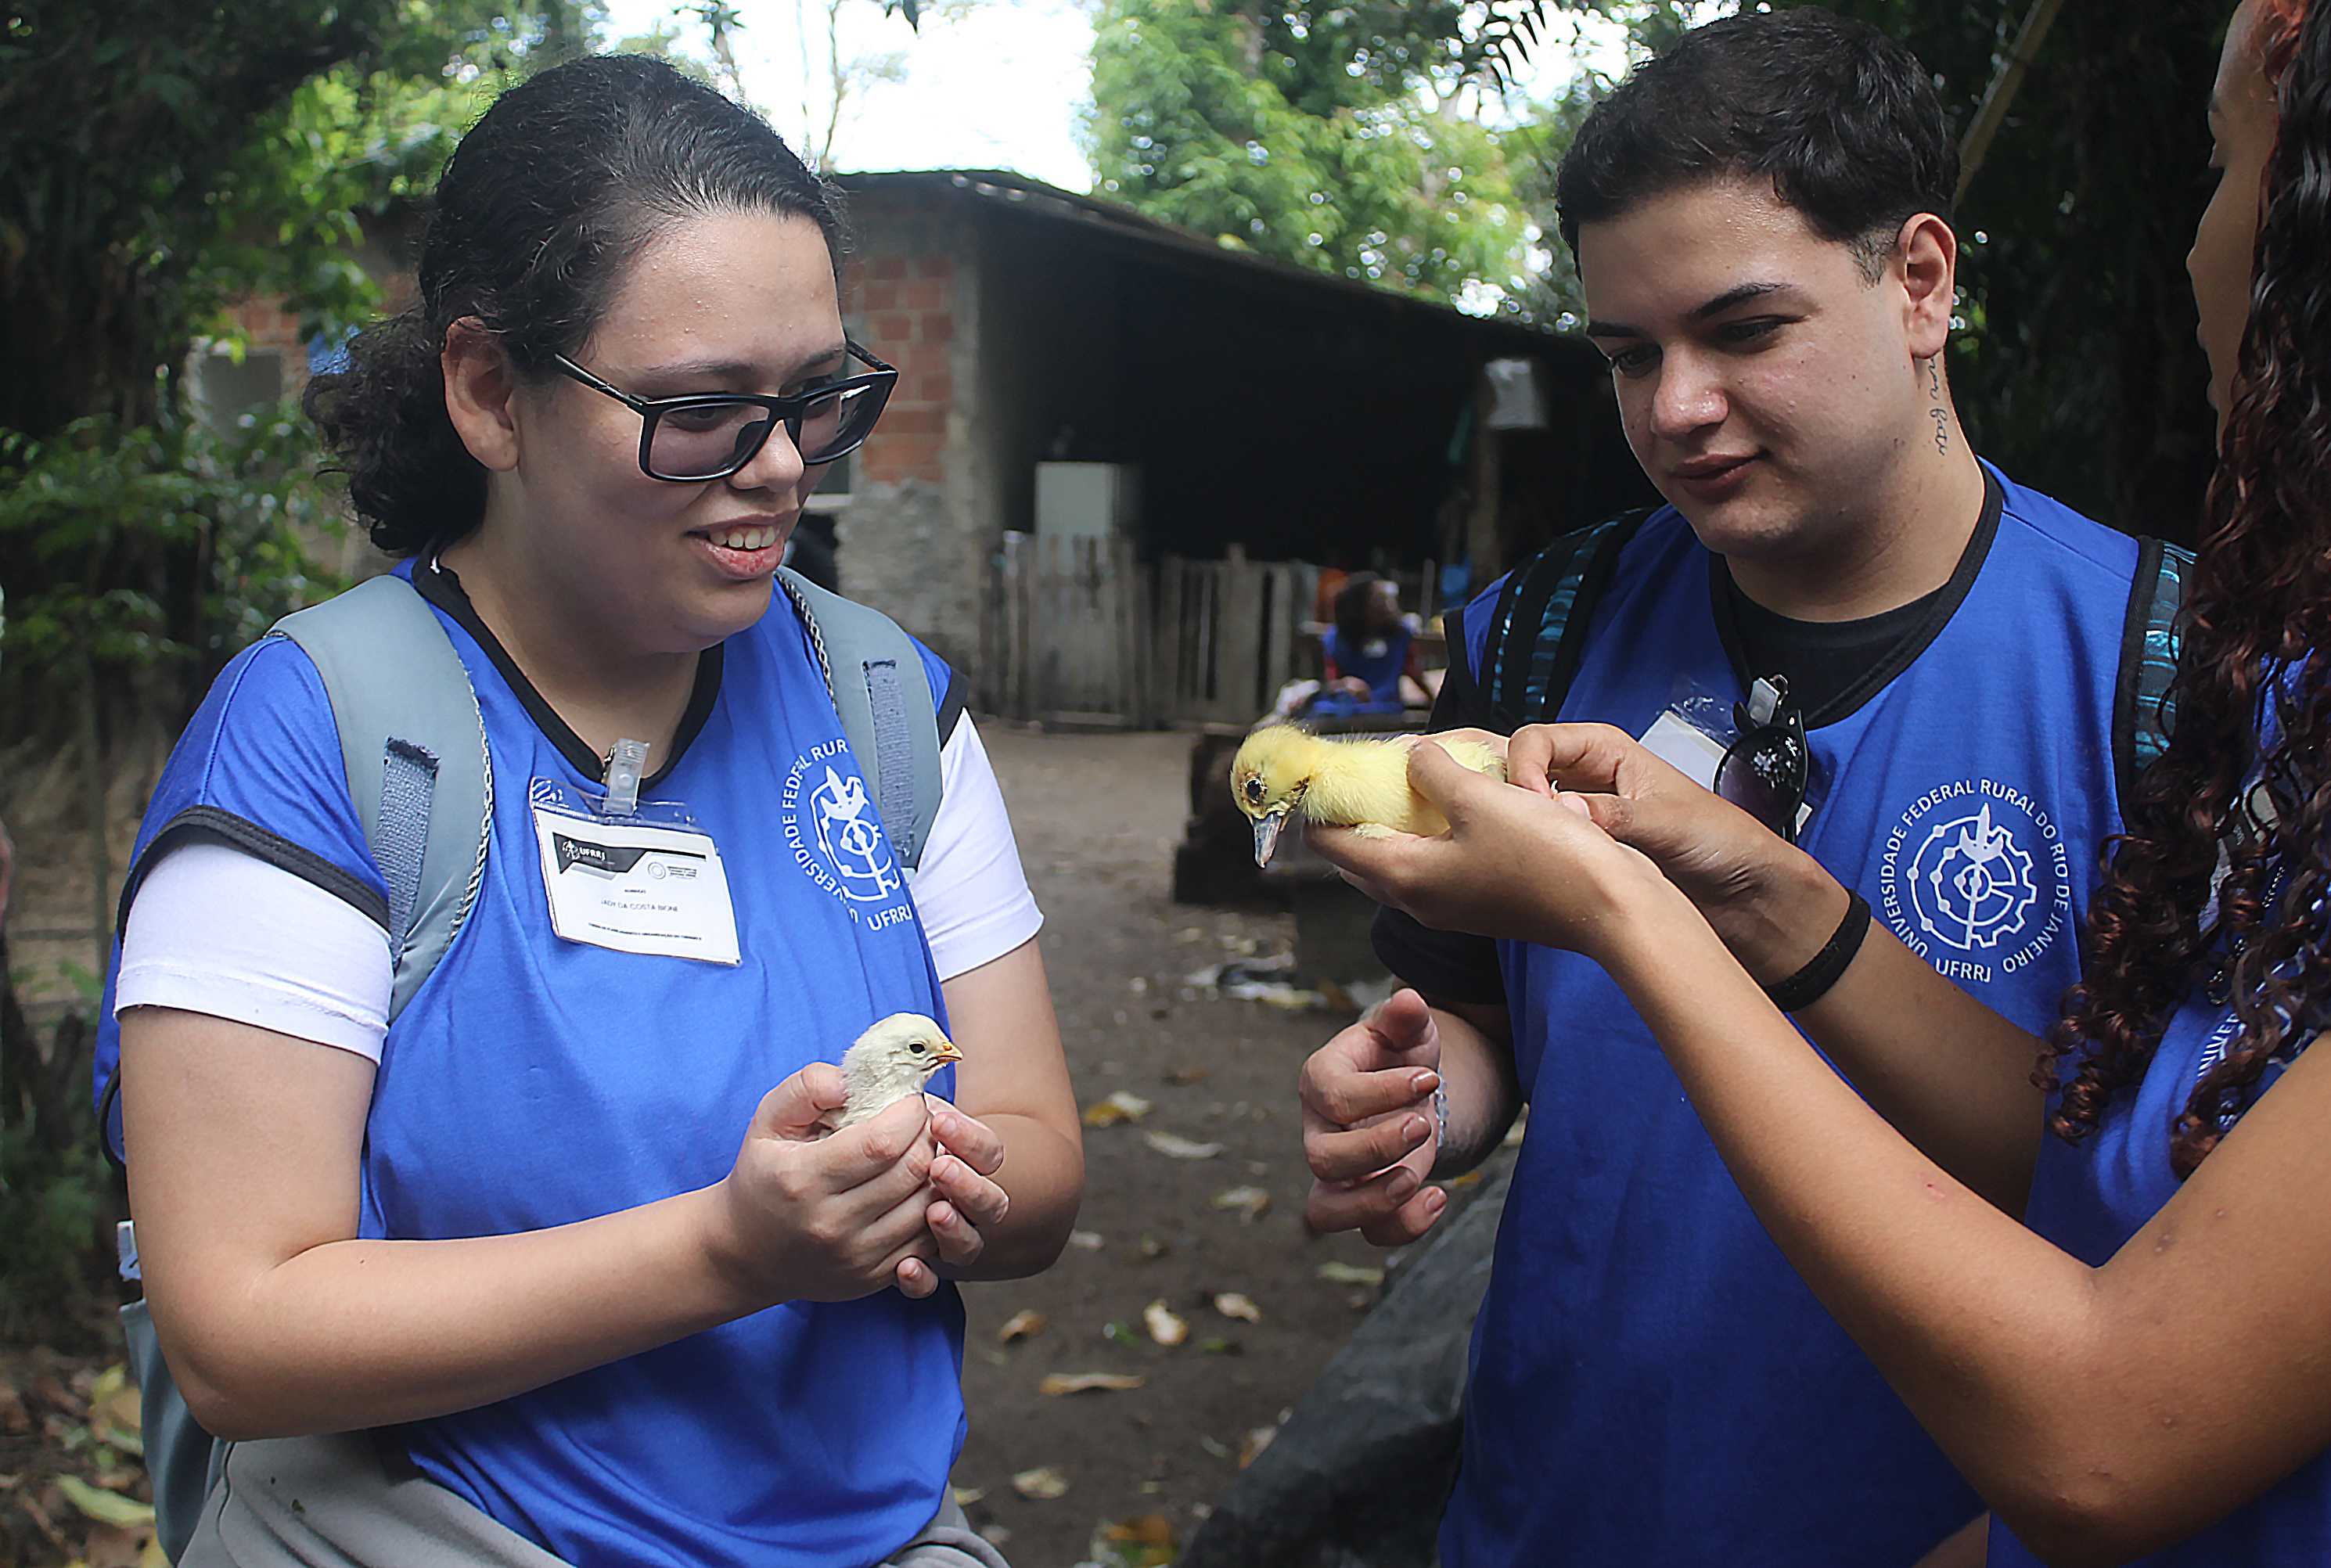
[
  {"left": 1243, "top": 778, "right": 1264, "bottom": 804},
  {"left": 909, "top": 1041, "right": 926, "bottom": 1055}
]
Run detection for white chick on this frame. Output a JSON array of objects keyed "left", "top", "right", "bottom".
[{"left": 836, "top": 1012, "right": 963, "bottom": 1129}]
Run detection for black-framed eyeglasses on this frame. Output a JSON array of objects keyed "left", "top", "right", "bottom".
[
  {"left": 550, "top": 341, "right": 897, "bottom": 481},
  {"left": 1714, "top": 674, "right": 1810, "bottom": 845}
]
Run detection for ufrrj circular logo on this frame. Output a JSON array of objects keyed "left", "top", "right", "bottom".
[
  {"left": 1880, "top": 779, "right": 2069, "bottom": 985},
  {"left": 782, "top": 739, "right": 908, "bottom": 924}
]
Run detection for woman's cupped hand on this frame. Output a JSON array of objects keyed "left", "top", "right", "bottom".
[{"left": 706, "top": 1066, "right": 1006, "bottom": 1307}]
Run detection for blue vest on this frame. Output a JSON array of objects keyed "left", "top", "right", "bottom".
[
  {"left": 97, "top": 568, "right": 964, "bottom": 1567},
  {"left": 1990, "top": 993, "right": 2331, "bottom": 1563},
  {"left": 1317, "top": 624, "right": 1414, "bottom": 714},
  {"left": 1445, "top": 473, "right": 2138, "bottom": 1566}
]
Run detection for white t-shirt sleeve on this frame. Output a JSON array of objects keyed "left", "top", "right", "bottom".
[
  {"left": 912, "top": 717, "right": 1044, "bottom": 980},
  {"left": 116, "top": 840, "right": 393, "bottom": 1063},
  {"left": 115, "top": 717, "right": 1039, "bottom": 1044}
]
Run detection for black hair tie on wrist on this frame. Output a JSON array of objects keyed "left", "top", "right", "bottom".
[{"left": 1763, "top": 890, "right": 1871, "bottom": 1012}]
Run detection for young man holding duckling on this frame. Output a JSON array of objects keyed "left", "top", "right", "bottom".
[{"left": 1296, "top": 10, "right": 2171, "bottom": 1566}]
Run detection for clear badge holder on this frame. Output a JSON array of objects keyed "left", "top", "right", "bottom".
[
  {"left": 529, "top": 740, "right": 740, "bottom": 964},
  {"left": 527, "top": 777, "right": 709, "bottom": 836},
  {"left": 1646, "top": 674, "right": 1829, "bottom": 815}
]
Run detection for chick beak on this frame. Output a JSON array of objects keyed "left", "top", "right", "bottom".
[
  {"left": 1252, "top": 807, "right": 1290, "bottom": 868},
  {"left": 928, "top": 1037, "right": 964, "bottom": 1066}
]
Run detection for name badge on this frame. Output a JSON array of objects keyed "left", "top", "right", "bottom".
[
  {"left": 1638, "top": 681, "right": 1817, "bottom": 833},
  {"left": 530, "top": 779, "right": 741, "bottom": 965}
]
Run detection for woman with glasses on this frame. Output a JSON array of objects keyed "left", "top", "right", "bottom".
[
  {"left": 1314, "top": 1, "right": 2331, "bottom": 1560},
  {"left": 100, "top": 55, "right": 1077, "bottom": 1568}
]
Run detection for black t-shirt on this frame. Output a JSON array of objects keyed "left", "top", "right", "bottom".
[{"left": 1372, "top": 475, "right": 2002, "bottom": 1005}]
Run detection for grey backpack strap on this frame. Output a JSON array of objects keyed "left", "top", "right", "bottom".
[
  {"left": 774, "top": 566, "right": 946, "bottom": 872},
  {"left": 272, "top": 574, "right": 491, "bottom": 1020}
]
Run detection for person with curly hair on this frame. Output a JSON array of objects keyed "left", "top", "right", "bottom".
[
  {"left": 92, "top": 54, "right": 1078, "bottom": 1568},
  {"left": 1308, "top": 0, "right": 2331, "bottom": 1560}
]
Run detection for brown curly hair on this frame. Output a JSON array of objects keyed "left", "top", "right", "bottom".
[{"left": 2042, "top": 0, "right": 2331, "bottom": 1177}]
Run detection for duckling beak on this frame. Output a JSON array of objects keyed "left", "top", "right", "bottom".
[{"left": 1252, "top": 807, "right": 1291, "bottom": 868}]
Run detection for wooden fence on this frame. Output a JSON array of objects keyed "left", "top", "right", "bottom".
[{"left": 980, "top": 534, "right": 1320, "bottom": 728}]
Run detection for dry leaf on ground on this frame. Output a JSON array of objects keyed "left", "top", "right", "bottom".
[
  {"left": 1091, "top": 1512, "right": 1180, "bottom": 1568},
  {"left": 995, "top": 1310, "right": 1048, "bottom": 1343},
  {"left": 1210, "top": 1185, "right": 1271, "bottom": 1222},
  {"left": 1142, "top": 1300, "right": 1189, "bottom": 1347},
  {"left": 91, "top": 1362, "right": 142, "bottom": 1455},
  {"left": 1010, "top": 1466, "right": 1071, "bottom": 1500},
  {"left": 1038, "top": 1372, "right": 1147, "bottom": 1396},
  {"left": 1142, "top": 1130, "right": 1222, "bottom": 1160},
  {"left": 1237, "top": 1425, "right": 1280, "bottom": 1469},
  {"left": 79, "top": 1520, "right": 152, "bottom": 1568},
  {"left": 951, "top": 1485, "right": 986, "bottom": 1507},
  {"left": 1067, "top": 1229, "right": 1106, "bottom": 1251},
  {"left": 1212, "top": 1292, "right": 1262, "bottom": 1322},
  {"left": 1316, "top": 1261, "right": 1384, "bottom": 1286},
  {"left": 1082, "top": 1091, "right": 1153, "bottom": 1127},
  {"left": 56, "top": 1473, "right": 156, "bottom": 1530}
]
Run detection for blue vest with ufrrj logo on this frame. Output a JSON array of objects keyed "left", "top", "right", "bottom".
[
  {"left": 1445, "top": 470, "right": 2139, "bottom": 1567},
  {"left": 98, "top": 564, "right": 962, "bottom": 1568}
]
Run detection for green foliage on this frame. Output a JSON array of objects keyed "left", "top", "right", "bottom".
[
  {"left": 1087, "top": 0, "right": 1533, "bottom": 306},
  {"left": 0, "top": 0, "right": 598, "bottom": 438},
  {"left": 191, "top": 63, "right": 506, "bottom": 358},
  {"left": 0, "top": 1073, "right": 120, "bottom": 1349},
  {"left": 0, "top": 408, "right": 347, "bottom": 734},
  {"left": 1822, "top": 0, "right": 2225, "bottom": 544},
  {"left": 1499, "top": 0, "right": 2221, "bottom": 538}
]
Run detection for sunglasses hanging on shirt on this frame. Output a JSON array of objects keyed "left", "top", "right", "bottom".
[{"left": 1714, "top": 674, "right": 1811, "bottom": 846}]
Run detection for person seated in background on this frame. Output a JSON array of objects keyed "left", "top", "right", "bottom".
[{"left": 1311, "top": 573, "right": 1428, "bottom": 715}]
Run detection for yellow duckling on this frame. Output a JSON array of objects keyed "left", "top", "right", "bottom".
[{"left": 1230, "top": 724, "right": 1507, "bottom": 867}]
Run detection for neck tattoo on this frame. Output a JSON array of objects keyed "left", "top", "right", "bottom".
[{"left": 1927, "top": 358, "right": 1950, "bottom": 455}]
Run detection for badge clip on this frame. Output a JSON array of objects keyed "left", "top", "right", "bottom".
[{"left": 602, "top": 738, "right": 650, "bottom": 817}]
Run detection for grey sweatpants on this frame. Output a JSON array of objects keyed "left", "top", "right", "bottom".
[{"left": 182, "top": 1429, "right": 1011, "bottom": 1568}]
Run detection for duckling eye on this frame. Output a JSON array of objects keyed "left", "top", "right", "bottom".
[
  {"left": 909, "top": 1041, "right": 927, "bottom": 1055},
  {"left": 1243, "top": 777, "right": 1265, "bottom": 805}
]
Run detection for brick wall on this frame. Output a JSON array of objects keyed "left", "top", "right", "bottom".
[
  {"left": 849, "top": 251, "right": 956, "bottom": 485},
  {"left": 836, "top": 240, "right": 987, "bottom": 675}
]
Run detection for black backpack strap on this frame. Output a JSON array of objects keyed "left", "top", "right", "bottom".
[
  {"left": 2113, "top": 536, "right": 2193, "bottom": 823},
  {"left": 1481, "top": 508, "right": 1655, "bottom": 730}
]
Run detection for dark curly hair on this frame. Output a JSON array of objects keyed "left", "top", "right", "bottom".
[
  {"left": 304, "top": 54, "right": 849, "bottom": 556},
  {"left": 1554, "top": 6, "right": 1957, "bottom": 280},
  {"left": 2043, "top": 0, "right": 2331, "bottom": 1177}
]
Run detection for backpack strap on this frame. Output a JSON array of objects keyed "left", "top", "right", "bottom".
[
  {"left": 774, "top": 566, "right": 951, "bottom": 872},
  {"left": 2113, "top": 536, "right": 2194, "bottom": 824},
  {"left": 272, "top": 574, "right": 491, "bottom": 1022},
  {"left": 1481, "top": 507, "right": 1654, "bottom": 729}
]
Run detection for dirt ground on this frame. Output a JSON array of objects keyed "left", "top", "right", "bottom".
[
  {"left": 950, "top": 727, "right": 1390, "bottom": 1566},
  {"left": 0, "top": 724, "right": 1390, "bottom": 1568}
]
